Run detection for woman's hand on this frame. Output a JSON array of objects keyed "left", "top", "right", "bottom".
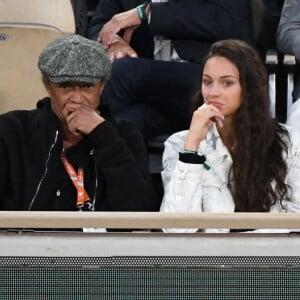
[{"left": 184, "top": 104, "right": 224, "bottom": 151}]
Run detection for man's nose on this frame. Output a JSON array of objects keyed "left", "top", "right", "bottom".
[{"left": 70, "top": 91, "right": 83, "bottom": 103}]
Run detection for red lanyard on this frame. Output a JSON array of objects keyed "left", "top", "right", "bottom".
[{"left": 61, "top": 153, "right": 90, "bottom": 208}]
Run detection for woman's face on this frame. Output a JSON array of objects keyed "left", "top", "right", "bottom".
[{"left": 201, "top": 56, "right": 242, "bottom": 118}]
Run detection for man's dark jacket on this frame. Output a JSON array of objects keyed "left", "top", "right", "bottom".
[
  {"left": 0, "top": 98, "right": 159, "bottom": 211},
  {"left": 88, "top": 0, "right": 254, "bottom": 62}
]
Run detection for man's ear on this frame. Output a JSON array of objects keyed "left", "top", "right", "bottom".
[
  {"left": 42, "top": 80, "right": 51, "bottom": 95},
  {"left": 100, "top": 82, "right": 105, "bottom": 94},
  {"left": 43, "top": 80, "right": 50, "bottom": 93}
]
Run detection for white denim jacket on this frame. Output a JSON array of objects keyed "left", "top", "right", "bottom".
[{"left": 160, "top": 124, "right": 300, "bottom": 233}]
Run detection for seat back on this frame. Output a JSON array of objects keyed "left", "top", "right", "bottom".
[
  {"left": 0, "top": 0, "right": 75, "bottom": 33},
  {"left": 0, "top": 25, "right": 64, "bottom": 113}
]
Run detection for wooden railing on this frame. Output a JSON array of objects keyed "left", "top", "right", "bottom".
[{"left": 0, "top": 211, "right": 299, "bottom": 229}]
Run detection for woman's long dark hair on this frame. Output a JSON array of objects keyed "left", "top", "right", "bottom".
[{"left": 196, "top": 39, "right": 290, "bottom": 212}]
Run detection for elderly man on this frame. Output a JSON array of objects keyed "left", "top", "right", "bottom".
[{"left": 0, "top": 34, "right": 159, "bottom": 212}]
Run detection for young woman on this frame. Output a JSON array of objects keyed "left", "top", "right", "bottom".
[{"left": 160, "top": 39, "right": 300, "bottom": 233}]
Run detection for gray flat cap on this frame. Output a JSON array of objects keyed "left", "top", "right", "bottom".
[{"left": 38, "top": 34, "right": 111, "bottom": 83}]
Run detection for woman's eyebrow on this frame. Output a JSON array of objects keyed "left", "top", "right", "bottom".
[{"left": 203, "top": 74, "right": 236, "bottom": 79}]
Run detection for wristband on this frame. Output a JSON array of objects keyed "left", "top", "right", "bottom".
[
  {"left": 179, "top": 152, "right": 205, "bottom": 164},
  {"left": 183, "top": 148, "right": 197, "bottom": 154},
  {"left": 136, "top": 2, "right": 150, "bottom": 24},
  {"left": 136, "top": 5, "right": 144, "bottom": 20},
  {"left": 179, "top": 152, "right": 211, "bottom": 170}
]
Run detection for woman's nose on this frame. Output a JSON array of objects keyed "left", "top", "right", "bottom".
[{"left": 209, "top": 84, "right": 221, "bottom": 96}]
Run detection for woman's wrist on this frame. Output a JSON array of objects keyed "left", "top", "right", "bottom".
[
  {"left": 184, "top": 132, "right": 203, "bottom": 151},
  {"left": 184, "top": 140, "right": 201, "bottom": 152}
]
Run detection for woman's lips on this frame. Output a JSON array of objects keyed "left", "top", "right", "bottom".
[{"left": 210, "top": 101, "right": 223, "bottom": 109}]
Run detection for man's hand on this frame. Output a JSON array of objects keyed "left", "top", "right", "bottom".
[
  {"left": 98, "top": 8, "right": 142, "bottom": 48},
  {"left": 63, "top": 102, "right": 105, "bottom": 136},
  {"left": 106, "top": 34, "right": 137, "bottom": 61}
]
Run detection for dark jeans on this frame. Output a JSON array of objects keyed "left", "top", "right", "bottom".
[{"left": 101, "top": 57, "right": 201, "bottom": 140}]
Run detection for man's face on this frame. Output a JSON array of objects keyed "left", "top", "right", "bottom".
[{"left": 45, "top": 81, "right": 104, "bottom": 121}]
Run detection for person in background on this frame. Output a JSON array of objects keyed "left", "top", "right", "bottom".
[
  {"left": 88, "top": 0, "right": 254, "bottom": 140},
  {"left": 160, "top": 39, "right": 300, "bottom": 233},
  {"left": 276, "top": 0, "right": 300, "bottom": 128},
  {"left": 0, "top": 34, "right": 159, "bottom": 214}
]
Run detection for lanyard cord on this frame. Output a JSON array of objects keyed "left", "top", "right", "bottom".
[{"left": 61, "top": 153, "right": 91, "bottom": 209}]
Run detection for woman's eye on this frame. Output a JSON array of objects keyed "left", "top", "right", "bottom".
[
  {"left": 202, "top": 79, "right": 212, "bottom": 85},
  {"left": 224, "top": 81, "right": 233, "bottom": 87}
]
